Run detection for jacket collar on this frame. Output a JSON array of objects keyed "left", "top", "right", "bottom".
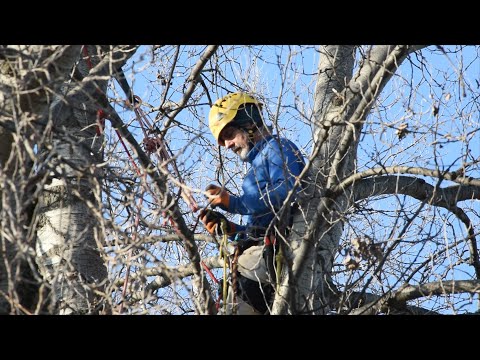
[{"left": 245, "top": 135, "right": 273, "bottom": 163}]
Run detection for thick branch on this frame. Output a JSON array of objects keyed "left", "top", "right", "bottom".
[
  {"left": 135, "top": 256, "right": 223, "bottom": 291},
  {"left": 314, "top": 45, "right": 356, "bottom": 119},
  {"left": 351, "top": 280, "right": 480, "bottom": 315},
  {"left": 342, "top": 291, "right": 438, "bottom": 315},
  {"left": 351, "top": 45, "right": 424, "bottom": 95},
  {"left": 351, "top": 176, "right": 480, "bottom": 204},
  {"left": 327, "top": 45, "right": 414, "bottom": 188},
  {"left": 332, "top": 166, "right": 480, "bottom": 194},
  {"left": 394, "top": 280, "right": 480, "bottom": 303},
  {"left": 272, "top": 46, "right": 359, "bottom": 315},
  {"left": 145, "top": 233, "right": 215, "bottom": 244}
]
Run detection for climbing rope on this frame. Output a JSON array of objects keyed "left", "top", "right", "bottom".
[
  {"left": 231, "top": 246, "right": 240, "bottom": 315},
  {"left": 219, "top": 219, "right": 229, "bottom": 314}
]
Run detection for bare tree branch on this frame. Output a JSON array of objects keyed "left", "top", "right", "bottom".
[
  {"left": 105, "top": 103, "right": 216, "bottom": 314},
  {"left": 159, "top": 45, "right": 219, "bottom": 134},
  {"left": 332, "top": 165, "right": 480, "bottom": 194},
  {"left": 351, "top": 280, "right": 480, "bottom": 315},
  {"left": 120, "top": 255, "right": 224, "bottom": 292},
  {"left": 341, "top": 291, "right": 439, "bottom": 315},
  {"left": 341, "top": 175, "right": 480, "bottom": 278},
  {"left": 395, "top": 280, "right": 480, "bottom": 302},
  {"left": 351, "top": 176, "right": 480, "bottom": 204}
]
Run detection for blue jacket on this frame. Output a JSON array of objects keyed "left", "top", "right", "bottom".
[{"left": 227, "top": 135, "right": 305, "bottom": 239}]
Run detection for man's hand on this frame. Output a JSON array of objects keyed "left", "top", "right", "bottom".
[
  {"left": 199, "top": 209, "right": 236, "bottom": 236},
  {"left": 205, "top": 184, "right": 230, "bottom": 211}
]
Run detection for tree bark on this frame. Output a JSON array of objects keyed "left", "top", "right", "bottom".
[
  {"left": 0, "top": 124, "right": 15, "bottom": 313},
  {"left": 272, "top": 45, "right": 416, "bottom": 314},
  {"left": 0, "top": 45, "right": 83, "bottom": 314},
  {"left": 34, "top": 46, "right": 137, "bottom": 314},
  {"left": 272, "top": 46, "right": 356, "bottom": 314}
]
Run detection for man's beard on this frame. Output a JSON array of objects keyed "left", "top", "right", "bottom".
[{"left": 239, "top": 144, "right": 250, "bottom": 162}]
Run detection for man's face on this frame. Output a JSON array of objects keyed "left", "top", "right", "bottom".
[{"left": 219, "top": 125, "right": 250, "bottom": 161}]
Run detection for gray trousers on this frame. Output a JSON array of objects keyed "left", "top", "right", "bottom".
[{"left": 218, "top": 245, "right": 270, "bottom": 315}]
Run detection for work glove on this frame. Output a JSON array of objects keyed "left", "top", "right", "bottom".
[
  {"left": 205, "top": 184, "right": 230, "bottom": 211},
  {"left": 200, "top": 209, "right": 236, "bottom": 236}
]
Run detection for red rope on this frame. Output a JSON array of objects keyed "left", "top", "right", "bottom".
[
  {"left": 201, "top": 261, "right": 219, "bottom": 284},
  {"left": 82, "top": 46, "right": 94, "bottom": 69},
  {"left": 201, "top": 261, "right": 222, "bottom": 312},
  {"left": 115, "top": 129, "right": 141, "bottom": 176},
  {"left": 96, "top": 109, "right": 106, "bottom": 136},
  {"left": 215, "top": 294, "right": 222, "bottom": 311},
  {"left": 83, "top": 47, "right": 106, "bottom": 136},
  {"left": 132, "top": 97, "right": 198, "bottom": 212}
]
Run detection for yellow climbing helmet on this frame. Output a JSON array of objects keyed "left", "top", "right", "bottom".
[{"left": 208, "top": 92, "right": 262, "bottom": 146}]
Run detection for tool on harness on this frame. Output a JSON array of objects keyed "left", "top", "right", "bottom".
[
  {"left": 263, "top": 233, "right": 278, "bottom": 287},
  {"left": 219, "top": 219, "right": 229, "bottom": 314},
  {"left": 235, "top": 213, "right": 294, "bottom": 312}
]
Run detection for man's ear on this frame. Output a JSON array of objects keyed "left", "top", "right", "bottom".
[{"left": 245, "top": 123, "right": 260, "bottom": 133}]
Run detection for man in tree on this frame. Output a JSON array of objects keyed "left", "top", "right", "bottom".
[{"left": 200, "top": 92, "right": 305, "bottom": 314}]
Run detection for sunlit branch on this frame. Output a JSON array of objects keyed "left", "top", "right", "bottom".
[
  {"left": 351, "top": 280, "right": 480, "bottom": 315},
  {"left": 127, "top": 256, "right": 224, "bottom": 292},
  {"left": 332, "top": 166, "right": 480, "bottom": 193},
  {"left": 342, "top": 291, "right": 439, "bottom": 315}
]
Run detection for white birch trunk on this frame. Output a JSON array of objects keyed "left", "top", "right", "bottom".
[
  {"left": 1, "top": 46, "right": 82, "bottom": 313},
  {"left": 35, "top": 46, "right": 108, "bottom": 314}
]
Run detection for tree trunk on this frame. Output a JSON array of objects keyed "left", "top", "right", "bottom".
[
  {"left": 35, "top": 46, "right": 109, "bottom": 314},
  {"left": 273, "top": 46, "right": 356, "bottom": 314},
  {"left": 273, "top": 45, "right": 415, "bottom": 314},
  {"left": 0, "top": 125, "right": 15, "bottom": 313},
  {"left": 1, "top": 46, "right": 82, "bottom": 314}
]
